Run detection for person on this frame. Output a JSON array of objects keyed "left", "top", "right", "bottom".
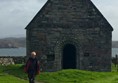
[{"left": 24, "top": 51, "right": 40, "bottom": 83}]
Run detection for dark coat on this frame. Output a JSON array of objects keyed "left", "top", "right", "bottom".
[{"left": 24, "top": 57, "right": 40, "bottom": 75}]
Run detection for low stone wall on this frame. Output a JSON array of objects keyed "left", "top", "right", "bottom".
[{"left": 0, "top": 56, "right": 25, "bottom": 66}]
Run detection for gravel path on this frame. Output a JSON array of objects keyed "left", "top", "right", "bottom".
[{"left": 36, "top": 81, "right": 44, "bottom": 83}]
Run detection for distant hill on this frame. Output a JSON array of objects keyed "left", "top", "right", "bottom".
[
  {"left": 112, "top": 41, "right": 118, "bottom": 48},
  {"left": 0, "top": 37, "right": 26, "bottom": 48}
]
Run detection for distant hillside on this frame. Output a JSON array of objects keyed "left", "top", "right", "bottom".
[
  {"left": 112, "top": 41, "right": 118, "bottom": 48},
  {"left": 0, "top": 37, "right": 26, "bottom": 48}
]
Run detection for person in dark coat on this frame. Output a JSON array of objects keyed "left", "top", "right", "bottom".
[{"left": 24, "top": 51, "right": 40, "bottom": 83}]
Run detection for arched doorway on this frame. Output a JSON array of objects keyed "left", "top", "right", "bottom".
[{"left": 62, "top": 44, "right": 76, "bottom": 69}]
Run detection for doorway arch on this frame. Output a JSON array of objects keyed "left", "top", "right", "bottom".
[{"left": 62, "top": 44, "right": 76, "bottom": 69}]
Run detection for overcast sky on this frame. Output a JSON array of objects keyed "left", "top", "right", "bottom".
[{"left": 0, "top": 0, "right": 118, "bottom": 40}]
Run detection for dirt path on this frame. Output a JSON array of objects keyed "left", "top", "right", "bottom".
[{"left": 36, "top": 81, "right": 44, "bottom": 83}]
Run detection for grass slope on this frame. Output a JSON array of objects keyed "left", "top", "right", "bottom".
[
  {"left": 0, "top": 74, "right": 27, "bottom": 83},
  {"left": 0, "top": 64, "right": 118, "bottom": 83},
  {"left": 37, "top": 70, "right": 118, "bottom": 83},
  {"left": 0, "top": 65, "right": 28, "bottom": 83}
]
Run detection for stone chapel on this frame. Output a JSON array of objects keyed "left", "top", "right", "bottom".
[{"left": 25, "top": 0, "right": 113, "bottom": 71}]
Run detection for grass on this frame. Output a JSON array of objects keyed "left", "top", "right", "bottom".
[
  {"left": 37, "top": 69, "right": 117, "bottom": 83},
  {"left": 0, "top": 74, "right": 27, "bottom": 83},
  {"left": 0, "top": 64, "right": 28, "bottom": 83},
  {"left": 1, "top": 64, "right": 118, "bottom": 83}
]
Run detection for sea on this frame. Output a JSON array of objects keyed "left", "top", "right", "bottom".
[
  {"left": 0, "top": 47, "right": 26, "bottom": 57},
  {"left": 0, "top": 48, "right": 117, "bottom": 57}
]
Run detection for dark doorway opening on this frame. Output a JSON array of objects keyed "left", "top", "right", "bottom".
[{"left": 62, "top": 44, "right": 76, "bottom": 69}]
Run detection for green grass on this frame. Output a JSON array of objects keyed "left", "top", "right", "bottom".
[
  {"left": 1, "top": 64, "right": 118, "bottom": 83},
  {"left": 0, "top": 73, "right": 27, "bottom": 83},
  {"left": 37, "top": 70, "right": 118, "bottom": 83},
  {"left": 36, "top": 64, "right": 118, "bottom": 83},
  {"left": 0, "top": 64, "right": 28, "bottom": 83}
]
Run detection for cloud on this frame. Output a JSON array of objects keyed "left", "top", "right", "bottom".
[
  {"left": 92, "top": 0, "right": 118, "bottom": 40},
  {"left": 0, "top": 0, "right": 117, "bottom": 40},
  {"left": 0, "top": 0, "right": 47, "bottom": 38}
]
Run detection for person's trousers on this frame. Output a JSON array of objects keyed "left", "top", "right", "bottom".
[{"left": 28, "top": 73, "right": 35, "bottom": 83}]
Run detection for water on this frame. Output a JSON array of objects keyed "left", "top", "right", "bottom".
[
  {"left": 112, "top": 48, "right": 118, "bottom": 57},
  {"left": 0, "top": 47, "right": 26, "bottom": 56},
  {"left": 0, "top": 48, "right": 117, "bottom": 57}
]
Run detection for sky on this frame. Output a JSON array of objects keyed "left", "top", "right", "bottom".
[{"left": 0, "top": 0, "right": 118, "bottom": 40}]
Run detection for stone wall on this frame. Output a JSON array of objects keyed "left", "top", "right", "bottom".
[
  {"left": 26, "top": 27, "right": 112, "bottom": 72},
  {"left": 26, "top": 0, "right": 113, "bottom": 71},
  {"left": 0, "top": 56, "right": 25, "bottom": 66}
]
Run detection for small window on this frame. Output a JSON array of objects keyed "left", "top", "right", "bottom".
[
  {"left": 47, "top": 54, "right": 55, "bottom": 61},
  {"left": 84, "top": 53, "right": 90, "bottom": 57}
]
